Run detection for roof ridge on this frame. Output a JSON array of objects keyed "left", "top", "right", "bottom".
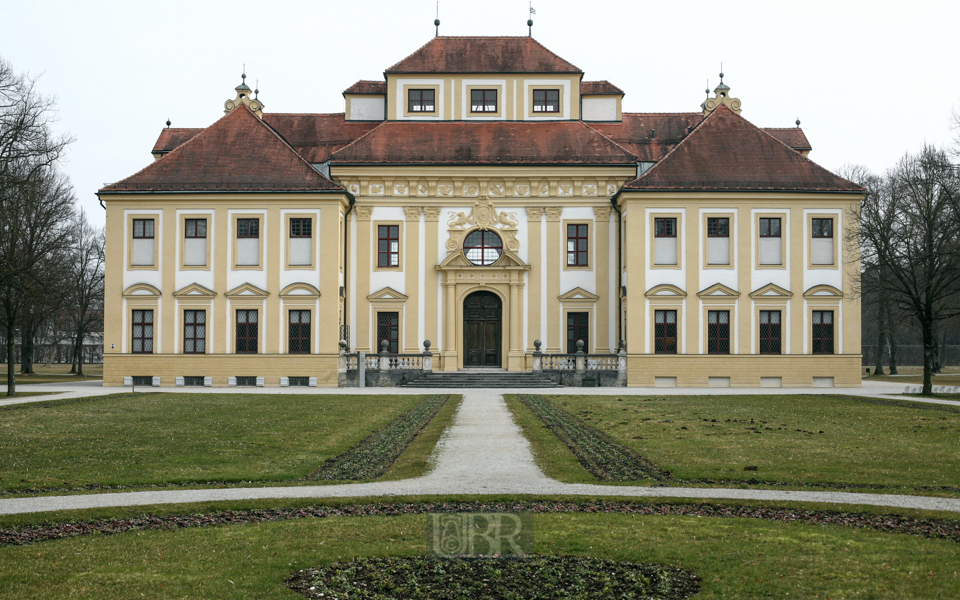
[
  {"left": 630, "top": 108, "right": 713, "bottom": 181},
  {"left": 328, "top": 119, "right": 392, "bottom": 158},
  {"left": 265, "top": 112, "right": 347, "bottom": 118},
  {"left": 579, "top": 121, "right": 639, "bottom": 161},
  {"left": 252, "top": 106, "right": 342, "bottom": 185},
  {"left": 621, "top": 111, "right": 702, "bottom": 117},
  {"left": 750, "top": 115, "right": 861, "bottom": 190},
  {"left": 385, "top": 37, "right": 439, "bottom": 73}
]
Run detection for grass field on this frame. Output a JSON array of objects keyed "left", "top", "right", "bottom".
[
  {"left": 0, "top": 507, "right": 955, "bottom": 599},
  {"left": 506, "top": 394, "right": 960, "bottom": 494},
  {"left": 1, "top": 363, "right": 103, "bottom": 385},
  {"left": 865, "top": 365, "right": 960, "bottom": 386},
  {"left": 0, "top": 393, "right": 443, "bottom": 494}
]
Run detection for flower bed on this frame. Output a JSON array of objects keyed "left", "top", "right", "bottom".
[
  {"left": 518, "top": 394, "right": 669, "bottom": 481},
  {"left": 287, "top": 555, "right": 701, "bottom": 600},
  {"left": 310, "top": 394, "right": 451, "bottom": 480}
]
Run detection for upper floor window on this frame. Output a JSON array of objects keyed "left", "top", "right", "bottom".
[
  {"left": 290, "top": 218, "right": 311, "bottom": 238},
  {"left": 811, "top": 218, "right": 834, "bottom": 265},
  {"left": 237, "top": 218, "right": 259, "bottom": 238},
  {"left": 654, "top": 217, "right": 677, "bottom": 265},
  {"left": 236, "top": 218, "right": 260, "bottom": 267},
  {"left": 471, "top": 89, "right": 497, "bottom": 113},
  {"left": 408, "top": 89, "right": 435, "bottom": 113},
  {"left": 463, "top": 230, "right": 503, "bottom": 266},
  {"left": 533, "top": 89, "right": 560, "bottom": 113},
  {"left": 289, "top": 217, "right": 312, "bottom": 266},
  {"left": 184, "top": 218, "right": 207, "bottom": 267},
  {"left": 132, "top": 219, "right": 155, "bottom": 266},
  {"left": 378, "top": 225, "right": 400, "bottom": 267},
  {"left": 185, "top": 219, "right": 206, "bottom": 238},
  {"left": 706, "top": 217, "right": 730, "bottom": 265},
  {"left": 566, "top": 224, "right": 588, "bottom": 266},
  {"left": 759, "top": 217, "right": 782, "bottom": 266}
]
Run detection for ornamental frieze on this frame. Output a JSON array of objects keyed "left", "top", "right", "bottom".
[{"left": 445, "top": 197, "right": 520, "bottom": 253}]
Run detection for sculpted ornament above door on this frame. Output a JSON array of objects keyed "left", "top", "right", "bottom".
[{"left": 445, "top": 197, "right": 520, "bottom": 253}]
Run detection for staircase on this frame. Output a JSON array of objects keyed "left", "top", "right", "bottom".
[{"left": 401, "top": 370, "right": 562, "bottom": 388}]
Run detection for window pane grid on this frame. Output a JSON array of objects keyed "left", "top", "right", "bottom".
[
  {"left": 378, "top": 225, "right": 400, "bottom": 267},
  {"left": 654, "top": 310, "right": 677, "bottom": 354},
  {"left": 236, "top": 310, "right": 258, "bottom": 353},
  {"left": 533, "top": 89, "right": 560, "bottom": 112},
  {"left": 290, "top": 218, "right": 312, "bottom": 238},
  {"left": 707, "top": 310, "right": 730, "bottom": 354},
  {"left": 133, "top": 219, "right": 154, "bottom": 239},
  {"left": 707, "top": 217, "right": 729, "bottom": 237},
  {"left": 237, "top": 218, "right": 259, "bottom": 238},
  {"left": 463, "top": 230, "right": 503, "bottom": 266},
  {"left": 566, "top": 312, "right": 589, "bottom": 353},
  {"left": 183, "top": 310, "right": 206, "bottom": 354},
  {"left": 185, "top": 218, "right": 206, "bottom": 238},
  {"left": 812, "top": 310, "right": 834, "bottom": 354},
  {"left": 655, "top": 218, "right": 676, "bottom": 237},
  {"left": 471, "top": 89, "right": 497, "bottom": 112},
  {"left": 132, "top": 310, "right": 153, "bottom": 353},
  {"left": 376, "top": 312, "right": 399, "bottom": 353},
  {"left": 288, "top": 310, "right": 311, "bottom": 354},
  {"left": 759, "top": 310, "right": 782, "bottom": 354},
  {"left": 812, "top": 218, "right": 833, "bottom": 238},
  {"left": 566, "top": 224, "right": 588, "bottom": 266},
  {"left": 759, "top": 218, "right": 781, "bottom": 238},
  {"left": 408, "top": 89, "right": 435, "bottom": 112}
]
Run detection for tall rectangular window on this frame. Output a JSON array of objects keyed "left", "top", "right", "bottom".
[
  {"left": 654, "top": 310, "right": 678, "bottom": 354},
  {"left": 377, "top": 312, "right": 399, "bottom": 353},
  {"left": 759, "top": 217, "right": 782, "bottom": 265},
  {"left": 566, "top": 312, "right": 589, "bottom": 353},
  {"left": 707, "top": 310, "right": 730, "bottom": 354},
  {"left": 236, "top": 309, "right": 258, "bottom": 354},
  {"left": 706, "top": 217, "right": 730, "bottom": 265},
  {"left": 132, "top": 219, "right": 155, "bottom": 266},
  {"left": 654, "top": 217, "right": 677, "bottom": 265},
  {"left": 184, "top": 218, "right": 207, "bottom": 266},
  {"left": 812, "top": 310, "right": 834, "bottom": 354},
  {"left": 471, "top": 89, "right": 497, "bottom": 113},
  {"left": 759, "top": 310, "right": 782, "bottom": 354},
  {"left": 533, "top": 89, "right": 560, "bottom": 113},
  {"left": 408, "top": 89, "right": 435, "bottom": 112},
  {"left": 289, "top": 218, "right": 312, "bottom": 266},
  {"left": 378, "top": 225, "right": 400, "bottom": 267},
  {"left": 236, "top": 218, "right": 260, "bottom": 266},
  {"left": 288, "top": 310, "right": 311, "bottom": 354},
  {"left": 811, "top": 218, "right": 834, "bottom": 265},
  {"left": 132, "top": 309, "right": 154, "bottom": 354},
  {"left": 566, "top": 224, "right": 588, "bottom": 266},
  {"left": 183, "top": 310, "right": 206, "bottom": 354}
]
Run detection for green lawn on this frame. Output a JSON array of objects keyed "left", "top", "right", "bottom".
[
  {"left": 0, "top": 393, "right": 436, "bottom": 494},
  {"left": 0, "top": 509, "right": 955, "bottom": 599},
  {"left": 865, "top": 365, "right": 960, "bottom": 386},
  {"left": 508, "top": 394, "right": 960, "bottom": 494},
  {"left": 2, "top": 363, "right": 102, "bottom": 385}
]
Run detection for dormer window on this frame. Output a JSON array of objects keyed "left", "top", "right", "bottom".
[
  {"left": 408, "top": 89, "right": 435, "bottom": 113},
  {"left": 533, "top": 89, "right": 559, "bottom": 113},
  {"left": 471, "top": 89, "right": 498, "bottom": 113}
]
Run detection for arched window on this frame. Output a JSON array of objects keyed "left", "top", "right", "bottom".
[{"left": 463, "top": 230, "right": 503, "bottom": 266}]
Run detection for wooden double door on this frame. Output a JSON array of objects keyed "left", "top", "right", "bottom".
[{"left": 463, "top": 291, "right": 502, "bottom": 367}]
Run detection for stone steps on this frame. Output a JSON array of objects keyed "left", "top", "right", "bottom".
[{"left": 401, "top": 372, "right": 562, "bottom": 388}]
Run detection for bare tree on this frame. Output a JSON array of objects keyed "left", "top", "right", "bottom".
[
  {"left": 849, "top": 146, "right": 960, "bottom": 394},
  {"left": 66, "top": 212, "right": 104, "bottom": 376}
]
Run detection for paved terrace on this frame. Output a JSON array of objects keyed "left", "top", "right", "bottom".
[{"left": 1, "top": 380, "right": 958, "bottom": 516}]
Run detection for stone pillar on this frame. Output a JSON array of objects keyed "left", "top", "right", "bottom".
[
  {"left": 532, "top": 339, "right": 543, "bottom": 372},
  {"left": 422, "top": 339, "right": 433, "bottom": 373},
  {"left": 355, "top": 206, "right": 374, "bottom": 352},
  {"left": 593, "top": 206, "right": 612, "bottom": 354},
  {"left": 544, "top": 207, "right": 563, "bottom": 353},
  {"left": 525, "top": 207, "right": 543, "bottom": 355},
  {"left": 443, "top": 279, "right": 458, "bottom": 371},
  {"left": 508, "top": 277, "right": 523, "bottom": 371},
  {"left": 424, "top": 208, "right": 442, "bottom": 364},
  {"left": 403, "top": 206, "right": 421, "bottom": 353}
]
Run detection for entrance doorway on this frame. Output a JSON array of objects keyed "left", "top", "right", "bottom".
[{"left": 463, "top": 291, "right": 502, "bottom": 367}]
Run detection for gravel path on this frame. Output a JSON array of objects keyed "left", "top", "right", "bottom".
[{"left": 1, "top": 386, "right": 959, "bottom": 516}]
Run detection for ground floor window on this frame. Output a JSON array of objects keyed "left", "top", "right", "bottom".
[
  {"left": 707, "top": 310, "right": 730, "bottom": 354},
  {"left": 759, "top": 310, "right": 782, "bottom": 354},
  {"left": 654, "top": 310, "right": 677, "bottom": 354},
  {"left": 132, "top": 309, "right": 153, "bottom": 353},
  {"left": 812, "top": 310, "right": 834, "bottom": 354},
  {"left": 236, "top": 310, "right": 258, "bottom": 354},
  {"left": 288, "top": 310, "right": 311, "bottom": 354},
  {"left": 566, "top": 312, "right": 589, "bottom": 353},
  {"left": 183, "top": 310, "right": 206, "bottom": 354},
  {"left": 377, "top": 312, "right": 399, "bottom": 353}
]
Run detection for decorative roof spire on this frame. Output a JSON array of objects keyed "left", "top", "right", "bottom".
[
  {"left": 225, "top": 68, "right": 264, "bottom": 118},
  {"left": 702, "top": 68, "right": 741, "bottom": 115},
  {"left": 435, "top": 1, "right": 440, "bottom": 37},
  {"left": 528, "top": 2, "right": 535, "bottom": 37},
  {"left": 165, "top": 118, "right": 171, "bottom": 128},
  {"left": 796, "top": 117, "right": 801, "bottom": 128}
]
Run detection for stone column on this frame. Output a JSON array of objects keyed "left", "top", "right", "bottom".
[
  {"left": 508, "top": 276, "right": 523, "bottom": 371},
  {"left": 443, "top": 278, "right": 458, "bottom": 371}
]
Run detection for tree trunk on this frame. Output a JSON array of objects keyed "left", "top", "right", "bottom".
[
  {"left": 874, "top": 304, "right": 886, "bottom": 375},
  {"left": 887, "top": 307, "right": 899, "bottom": 375},
  {"left": 75, "top": 330, "right": 85, "bottom": 376},
  {"left": 922, "top": 315, "right": 935, "bottom": 395},
  {"left": 931, "top": 323, "right": 943, "bottom": 374},
  {"left": 20, "top": 321, "right": 35, "bottom": 375},
  {"left": 4, "top": 321, "right": 15, "bottom": 396}
]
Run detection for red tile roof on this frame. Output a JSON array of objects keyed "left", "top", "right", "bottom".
[
  {"left": 581, "top": 81, "right": 624, "bottom": 96},
  {"left": 331, "top": 121, "right": 636, "bottom": 165},
  {"left": 623, "top": 104, "right": 862, "bottom": 192},
  {"left": 589, "top": 113, "right": 703, "bottom": 161},
  {"left": 152, "top": 128, "right": 201, "bottom": 154},
  {"left": 385, "top": 37, "right": 582, "bottom": 74},
  {"left": 100, "top": 106, "right": 343, "bottom": 193},
  {"left": 264, "top": 114, "right": 381, "bottom": 163},
  {"left": 762, "top": 127, "right": 812, "bottom": 151},
  {"left": 343, "top": 80, "right": 386, "bottom": 95}
]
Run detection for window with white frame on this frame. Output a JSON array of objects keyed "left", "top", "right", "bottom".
[
  {"left": 811, "top": 218, "right": 834, "bottom": 265},
  {"left": 654, "top": 218, "right": 677, "bottom": 265},
  {"left": 289, "top": 218, "right": 312, "bottom": 266},
  {"left": 184, "top": 218, "right": 207, "bottom": 266},
  {"left": 236, "top": 218, "right": 259, "bottom": 266},
  {"left": 132, "top": 219, "right": 155, "bottom": 266},
  {"left": 759, "top": 217, "right": 782, "bottom": 265},
  {"left": 706, "top": 217, "right": 730, "bottom": 265}
]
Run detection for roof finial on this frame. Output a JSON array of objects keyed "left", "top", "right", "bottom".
[
  {"left": 254, "top": 80, "right": 259, "bottom": 99},
  {"left": 165, "top": 118, "right": 171, "bottom": 128},
  {"left": 528, "top": 2, "right": 535, "bottom": 37},
  {"left": 242, "top": 64, "right": 246, "bottom": 84},
  {"left": 796, "top": 117, "right": 801, "bottom": 128},
  {"left": 719, "top": 64, "right": 723, "bottom": 83},
  {"left": 705, "top": 78, "right": 710, "bottom": 97},
  {"left": 435, "top": 1, "right": 440, "bottom": 36}
]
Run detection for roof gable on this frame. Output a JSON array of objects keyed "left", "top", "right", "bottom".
[
  {"left": 101, "top": 106, "right": 343, "bottom": 193},
  {"left": 385, "top": 36, "right": 582, "bottom": 74},
  {"left": 263, "top": 113, "right": 381, "bottom": 163},
  {"left": 623, "top": 104, "right": 863, "bottom": 193}
]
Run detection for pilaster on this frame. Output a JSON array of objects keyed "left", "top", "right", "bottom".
[
  {"left": 593, "top": 206, "right": 612, "bottom": 353},
  {"left": 525, "top": 206, "right": 543, "bottom": 352},
  {"left": 355, "top": 206, "right": 374, "bottom": 352},
  {"left": 403, "top": 206, "right": 422, "bottom": 352},
  {"left": 544, "top": 207, "right": 563, "bottom": 353}
]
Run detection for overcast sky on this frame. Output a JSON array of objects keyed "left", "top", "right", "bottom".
[{"left": 3, "top": 0, "right": 959, "bottom": 228}]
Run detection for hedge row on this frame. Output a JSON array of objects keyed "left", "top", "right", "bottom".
[
  {"left": 518, "top": 394, "right": 669, "bottom": 481},
  {"left": 310, "top": 394, "right": 451, "bottom": 481}
]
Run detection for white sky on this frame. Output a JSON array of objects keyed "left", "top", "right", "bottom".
[{"left": 3, "top": 0, "right": 959, "bottom": 228}]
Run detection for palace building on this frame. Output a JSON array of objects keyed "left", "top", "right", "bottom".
[{"left": 99, "top": 35, "right": 863, "bottom": 388}]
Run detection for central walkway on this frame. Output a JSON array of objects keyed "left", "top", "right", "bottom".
[{"left": 2, "top": 386, "right": 960, "bottom": 515}]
